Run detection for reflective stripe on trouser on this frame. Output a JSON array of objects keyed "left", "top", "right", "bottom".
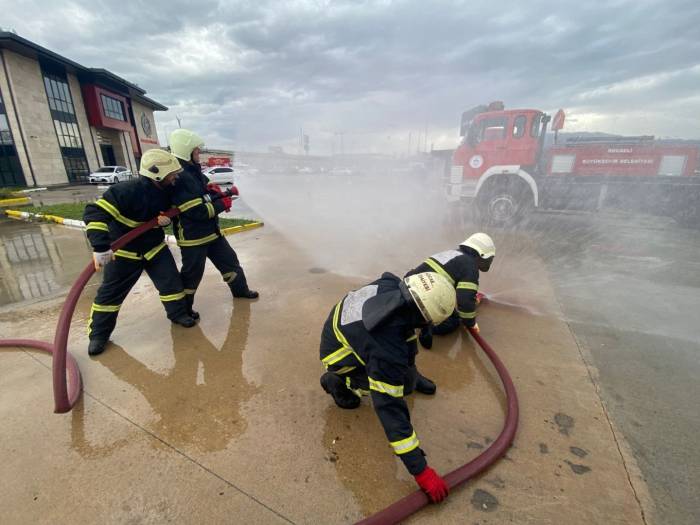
[
  {"left": 319, "top": 311, "right": 370, "bottom": 398},
  {"left": 390, "top": 431, "right": 420, "bottom": 455},
  {"left": 180, "top": 235, "right": 250, "bottom": 304},
  {"left": 369, "top": 377, "right": 404, "bottom": 397},
  {"left": 88, "top": 248, "right": 188, "bottom": 341}
]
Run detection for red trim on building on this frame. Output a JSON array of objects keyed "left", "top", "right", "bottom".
[{"left": 81, "top": 84, "right": 141, "bottom": 156}]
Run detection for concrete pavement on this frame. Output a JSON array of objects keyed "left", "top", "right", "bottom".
[{"left": 0, "top": 220, "right": 648, "bottom": 524}]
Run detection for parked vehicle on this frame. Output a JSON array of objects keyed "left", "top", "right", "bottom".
[
  {"left": 204, "top": 166, "right": 235, "bottom": 186},
  {"left": 447, "top": 102, "right": 700, "bottom": 226},
  {"left": 88, "top": 166, "right": 132, "bottom": 184}
]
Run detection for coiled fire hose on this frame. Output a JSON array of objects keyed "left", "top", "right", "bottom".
[
  {"left": 0, "top": 187, "right": 238, "bottom": 413},
  {"left": 355, "top": 325, "right": 519, "bottom": 525}
]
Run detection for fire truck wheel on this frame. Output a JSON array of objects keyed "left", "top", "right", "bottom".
[{"left": 475, "top": 179, "right": 533, "bottom": 227}]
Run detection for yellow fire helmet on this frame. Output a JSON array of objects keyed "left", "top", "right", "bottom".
[
  {"left": 461, "top": 232, "right": 496, "bottom": 259},
  {"left": 139, "top": 148, "right": 182, "bottom": 181},
  {"left": 169, "top": 128, "right": 205, "bottom": 161},
  {"left": 403, "top": 272, "right": 456, "bottom": 325}
]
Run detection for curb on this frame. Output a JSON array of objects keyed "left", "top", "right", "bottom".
[
  {"left": 0, "top": 197, "right": 32, "bottom": 208},
  {"left": 220, "top": 221, "right": 265, "bottom": 235},
  {"left": 2, "top": 209, "right": 264, "bottom": 239}
]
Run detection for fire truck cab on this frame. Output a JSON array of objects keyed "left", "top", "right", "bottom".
[{"left": 451, "top": 102, "right": 550, "bottom": 224}]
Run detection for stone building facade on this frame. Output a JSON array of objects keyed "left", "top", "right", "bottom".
[{"left": 0, "top": 32, "right": 167, "bottom": 187}]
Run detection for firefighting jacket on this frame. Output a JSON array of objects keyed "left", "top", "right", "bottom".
[
  {"left": 406, "top": 246, "right": 480, "bottom": 327},
  {"left": 170, "top": 162, "right": 228, "bottom": 247},
  {"left": 83, "top": 177, "right": 170, "bottom": 259},
  {"left": 328, "top": 272, "right": 427, "bottom": 475}
]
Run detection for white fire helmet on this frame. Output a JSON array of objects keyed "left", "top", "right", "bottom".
[
  {"left": 403, "top": 272, "right": 456, "bottom": 325},
  {"left": 169, "top": 129, "right": 205, "bottom": 161},
  {"left": 139, "top": 149, "right": 182, "bottom": 181},
  {"left": 461, "top": 232, "right": 496, "bottom": 259}
]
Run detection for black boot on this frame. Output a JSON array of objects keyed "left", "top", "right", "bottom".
[
  {"left": 415, "top": 373, "right": 437, "bottom": 395},
  {"left": 320, "top": 372, "right": 361, "bottom": 409},
  {"left": 185, "top": 295, "right": 199, "bottom": 320},
  {"left": 233, "top": 289, "right": 259, "bottom": 299},
  {"left": 172, "top": 314, "right": 197, "bottom": 328},
  {"left": 88, "top": 339, "right": 108, "bottom": 356}
]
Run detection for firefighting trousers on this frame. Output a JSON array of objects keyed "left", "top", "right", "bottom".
[
  {"left": 319, "top": 314, "right": 419, "bottom": 397},
  {"left": 180, "top": 235, "right": 250, "bottom": 308},
  {"left": 88, "top": 248, "right": 188, "bottom": 341}
]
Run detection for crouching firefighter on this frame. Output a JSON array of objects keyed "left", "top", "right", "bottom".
[
  {"left": 168, "top": 129, "right": 258, "bottom": 318},
  {"left": 319, "top": 271, "right": 456, "bottom": 502},
  {"left": 406, "top": 232, "right": 495, "bottom": 348},
  {"left": 83, "top": 149, "right": 197, "bottom": 356}
]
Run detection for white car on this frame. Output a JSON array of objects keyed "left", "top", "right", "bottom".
[
  {"left": 205, "top": 166, "right": 235, "bottom": 186},
  {"left": 88, "top": 166, "right": 132, "bottom": 184}
]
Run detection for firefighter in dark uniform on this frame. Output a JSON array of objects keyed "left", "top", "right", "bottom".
[
  {"left": 168, "top": 129, "right": 258, "bottom": 318},
  {"left": 405, "top": 232, "right": 495, "bottom": 348},
  {"left": 319, "top": 271, "right": 456, "bottom": 503},
  {"left": 83, "top": 149, "right": 196, "bottom": 356}
]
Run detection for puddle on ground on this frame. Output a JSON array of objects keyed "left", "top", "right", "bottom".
[{"left": 0, "top": 220, "right": 91, "bottom": 307}]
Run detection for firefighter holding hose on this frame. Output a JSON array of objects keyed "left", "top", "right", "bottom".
[
  {"left": 168, "top": 129, "right": 258, "bottom": 319},
  {"left": 319, "top": 271, "right": 455, "bottom": 502},
  {"left": 83, "top": 149, "right": 197, "bottom": 356},
  {"left": 406, "top": 232, "right": 495, "bottom": 349}
]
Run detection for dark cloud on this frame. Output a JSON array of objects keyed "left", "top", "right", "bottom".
[{"left": 3, "top": 0, "right": 699, "bottom": 151}]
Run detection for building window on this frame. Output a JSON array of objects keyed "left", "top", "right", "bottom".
[
  {"left": 0, "top": 111, "right": 12, "bottom": 145},
  {"left": 0, "top": 97, "right": 26, "bottom": 186},
  {"left": 101, "top": 94, "right": 126, "bottom": 121},
  {"left": 41, "top": 69, "right": 89, "bottom": 182}
]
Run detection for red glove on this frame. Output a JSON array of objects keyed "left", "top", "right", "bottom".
[
  {"left": 221, "top": 195, "right": 233, "bottom": 211},
  {"left": 207, "top": 182, "right": 223, "bottom": 194},
  {"left": 229, "top": 185, "right": 239, "bottom": 196},
  {"left": 414, "top": 466, "right": 448, "bottom": 503}
]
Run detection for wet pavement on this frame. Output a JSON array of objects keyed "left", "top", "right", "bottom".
[
  {"left": 0, "top": 220, "right": 90, "bottom": 306},
  {"left": 526, "top": 210, "right": 700, "bottom": 525},
  {"left": 0, "top": 205, "right": 662, "bottom": 524}
]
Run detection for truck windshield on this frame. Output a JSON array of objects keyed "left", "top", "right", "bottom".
[{"left": 477, "top": 117, "right": 507, "bottom": 143}]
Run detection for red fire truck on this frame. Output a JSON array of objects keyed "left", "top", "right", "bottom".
[{"left": 449, "top": 102, "right": 700, "bottom": 225}]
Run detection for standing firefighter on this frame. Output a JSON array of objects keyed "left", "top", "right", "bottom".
[
  {"left": 168, "top": 129, "right": 258, "bottom": 317},
  {"left": 406, "top": 232, "right": 495, "bottom": 347},
  {"left": 319, "top": 271, "right": 456, "bottom": 503},
  {"left": 83, "top": 149, "right": 196, "bottom": 356}
]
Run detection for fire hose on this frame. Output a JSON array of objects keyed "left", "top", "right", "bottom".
[
  {"left": 0, "top": 186, "right": 238, "bottom": 413},
  {"left": 355, "top": 324, "right": 519, "bottom": 525}
]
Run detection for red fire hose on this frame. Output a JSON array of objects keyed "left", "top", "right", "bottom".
[
  {"left": 355, "top": 325, "right": 519, "bottom": 525},
  {"left": 0, "top": 206, "right": 182, "bottom": 413}
]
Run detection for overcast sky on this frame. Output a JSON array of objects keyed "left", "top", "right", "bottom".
[{"left": 2, "top": 0, "right": 699, "bottom": 153}]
